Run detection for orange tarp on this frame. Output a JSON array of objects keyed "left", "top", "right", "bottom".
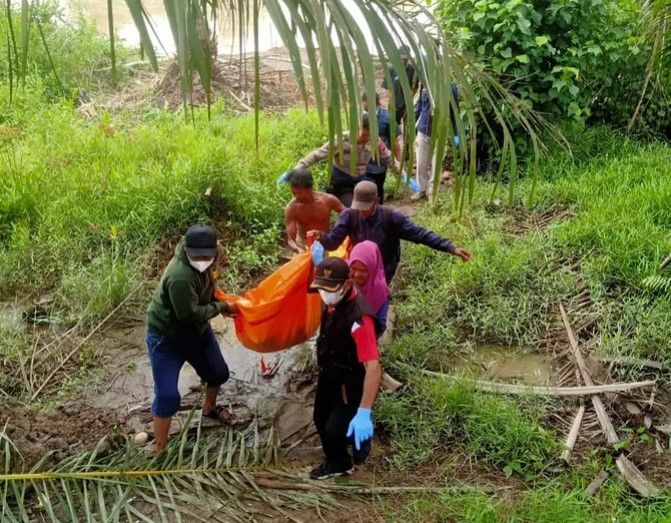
[{"left": 215, "top": 242, "right": 348, "bottom": 353}]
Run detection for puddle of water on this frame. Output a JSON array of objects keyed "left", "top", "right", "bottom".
[
  {"left": 96, "top": 315, "right": 315, "bottom": 443},
  {"left": 451, "top": 345, "right": 551, "bottom": 385}
]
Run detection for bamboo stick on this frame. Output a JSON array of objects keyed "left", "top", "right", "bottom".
[{"left": 561, "top": 404, "right": 585, "bottom": 462}]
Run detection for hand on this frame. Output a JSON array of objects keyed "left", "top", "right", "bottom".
[
  {"left": 222, "top": 302, "right": 239, "bottom": 316},
  {"left": 277, "top": 171, "right": 289, "bottom": 186},
  {"left": 402, "top": 172, "right": 420, "bottom": 193},
  {"left": 346, "top": 408, "right": 373, "bottom": 450},
  {"left": 453, "top": 247, "right": 471, "bottom": 263},
  {"left": 310, "top": 241, "right": 324, "bottom": 266},
  {"left": 306, "top": 230, "right": 321, "bottom": 241}
]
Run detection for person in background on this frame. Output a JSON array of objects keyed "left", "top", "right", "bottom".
[
  {"left": 381, "top": 44, "right": 418, "bottom": 127},
  {"left": 295, "top": 113, "right": 397, "bottom": 207},
  {"left": 284, "top": 168, "right": 345, "bottom": 254},
  {"left": 146, "top": 224, "right": 238, "bottom": 454},
  {"left": 348, "top": 241, "right": 391, "bottom": 337},
  {"left": 362, "top": 91, "right": 401, "bottom": 204},
  {"left": 412, "top": 82, "right": 461, "bottom": 201},
  {"left": 308, "top": 181, "right": 471, "bottom": 284},
  {"left": 308, "top": 257, "right": 381, "bottom": 479}
]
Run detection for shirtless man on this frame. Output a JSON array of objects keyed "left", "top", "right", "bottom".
[{"left": 285, "top": 168, "right": 345, "bottom": 253}]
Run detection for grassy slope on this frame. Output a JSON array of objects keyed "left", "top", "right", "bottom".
[
  {"left": 0, "top": 92, "right": 329, "bottom": 321},
  {"left": 377, "top": 127, "right": 671, "bottom": 521}
]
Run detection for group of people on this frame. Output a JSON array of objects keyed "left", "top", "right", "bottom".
[
  {"left": 290, "top": 44, "right": 460, "bottom": 207},
  {"left": 146, "top": 56, "right": 470, "bottom": 480}
]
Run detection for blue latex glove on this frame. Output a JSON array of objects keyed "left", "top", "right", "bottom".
[
  {"left": 454, "top": 135, "right": 460, "bottom": 147},
  {"left": 310, "top": 241, "right": 324, "bottom": 265},
  {"left": 346, "top": 408, "right": 373, "bottom": 450},
  {"left": 277, "top": 171, "right": 289, "bottom": 186},
  {"left": 401, "top": 172, "right": 420, "bottom": 193}
]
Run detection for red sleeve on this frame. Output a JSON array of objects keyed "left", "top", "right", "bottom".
[{"left": 351, "top": 315, "right": 379, "bottom": 363}]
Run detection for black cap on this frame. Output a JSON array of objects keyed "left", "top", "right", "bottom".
[
  {"left": 399, "top": 45, "right": 411, "bottom": 59},
  {"left": 185, "top": 224, "right": 217, "bottom": 258},
  {"left": 309, "top": 258, "right": 350, "bottom": 292}
]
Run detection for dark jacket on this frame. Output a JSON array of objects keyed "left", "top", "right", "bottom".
[
  {"left": 146, "top": 240, "right": 227, "bottom": 340},
  {"left": 319, "top": 206, "right": 456, "bottom": 283},
  {"left": 316, "top": 288, "right": 377, "bottom": 383}
]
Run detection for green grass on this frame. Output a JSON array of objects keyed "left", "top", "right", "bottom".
[
  {"left": 0, "top": 89, "right": 328, "bottom": 321},
  {"left": 381, "top": 479, "right": 671, "bottom": 522},
  {"left": 376, "top": 126, "right": 671, "bottom": 518}
]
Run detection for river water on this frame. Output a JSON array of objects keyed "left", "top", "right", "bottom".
[
  {"left": 59, "top": 0, "right": 287, "bottom": 56},
  {"left": 57, "top": 0, "right": 393, "bottom": 57}
]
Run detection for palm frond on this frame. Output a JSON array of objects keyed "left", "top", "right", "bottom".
[
  {"left": 121, "top": 0, "right": 555, "bottom": 209},
  {"left": 0, "top": 415, "right": 342, "bottom": 522}
]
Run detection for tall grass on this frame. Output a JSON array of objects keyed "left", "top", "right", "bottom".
[
  {"left": 0, "top": 2, "right": 130, "bottom": 97},
  {"left": 0, "top": 90, "right": 327, "bottom": 320},
  {"left": 378, "top": 126, "right": 671, "bottom": 477}
]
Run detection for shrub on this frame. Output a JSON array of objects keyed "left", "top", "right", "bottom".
[{"left": 438, "top": 0, "right": 647, "bottom": 124}]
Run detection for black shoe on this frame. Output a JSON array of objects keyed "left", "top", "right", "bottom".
[
  {"left": 309, "top": 461, "right": 353, "bottom": 480},
  {"left": 353, "top": 441, "right": 371, "bottom": 465}
]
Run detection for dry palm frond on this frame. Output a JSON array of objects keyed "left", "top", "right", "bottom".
[{"left": 0, "top": 414, "right": 341, "bottom": 523}]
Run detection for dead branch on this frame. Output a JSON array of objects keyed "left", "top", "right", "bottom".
[
  {"left": 602, "top": 356, "right": 669, "bottom": 372},
  {"left": 419, "top": 369, "right": 655, "bottom": 397},
  {"left": 560, "top": 303, "right": 659, "bottom": 498},
  {"left": 585, "top": 469, "right": 608, "bottom": 496}
]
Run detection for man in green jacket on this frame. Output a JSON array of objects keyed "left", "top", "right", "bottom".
[{"left": 146, "top": 224, "right": 238, "bottom": 454}]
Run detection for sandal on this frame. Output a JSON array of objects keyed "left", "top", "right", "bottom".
[{"left": 203, "top": 405, "right": 238, "bottom": 426}]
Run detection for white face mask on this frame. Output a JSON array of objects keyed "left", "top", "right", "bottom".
[
  {"left": 318, "top": 288, "right": 346, "bottom": 306},
  {"left": 189, "top": 259, "right": 213, "bottom": 273}
]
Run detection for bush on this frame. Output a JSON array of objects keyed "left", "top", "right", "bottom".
[
  {"left": 0, "top": 2, "right": 131, "bottom": 98},
  {"left": 438, "top": 0, "right": 647, "bottom": 124},
  {"left": 376, "top": 377, "right": 558, "bottom": 476}
]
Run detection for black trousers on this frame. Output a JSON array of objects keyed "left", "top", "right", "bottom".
[
  {"left": 313, "top": 372, "right": 364, "bottom": 467},
  {"left": 365, "top": 169, "right": 387, "bottom": 204}
]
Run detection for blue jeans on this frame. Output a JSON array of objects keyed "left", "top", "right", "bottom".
[{"left": 146, "top": 326, "right": 230, "bottom": 418}]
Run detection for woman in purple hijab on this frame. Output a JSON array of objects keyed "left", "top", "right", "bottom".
[{"left": 348, "top": 241, "right": 391, "bottom": 337}]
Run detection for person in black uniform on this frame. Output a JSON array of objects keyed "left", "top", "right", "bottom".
[{"left": 308, "top": 258, "right": 382, "bottom": 479}]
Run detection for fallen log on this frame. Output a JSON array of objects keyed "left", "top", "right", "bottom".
[
  {"left": 560, "top": 303, "right": 659, "bottom": 498},
  {"left": 419, "top": 369, "right": 655, "bottom": 397},
  {"left": 561, "top": 404, "right": 585, "bottom": 462}
]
